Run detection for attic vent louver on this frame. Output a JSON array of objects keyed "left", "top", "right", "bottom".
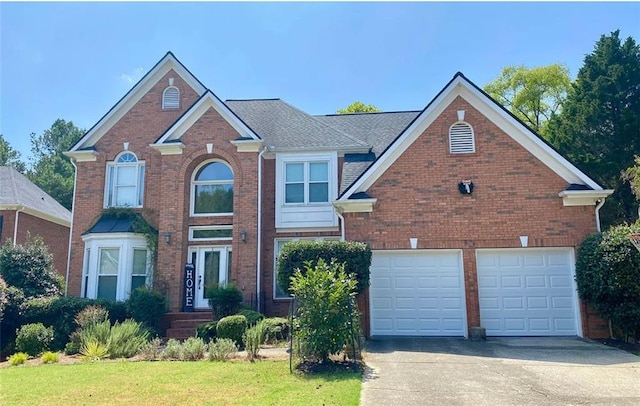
[
  {"left": 449, "top": 122, "right": 475, "bottom": 154},
  {"left": 162, "top": 86, "right": 180, "bottom": 110}
]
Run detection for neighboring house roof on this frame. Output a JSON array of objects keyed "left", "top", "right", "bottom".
[
  {"left": 338, "top": 72, "right": 611, "bottom": 201},
  {"left": 314, "top": 111, "right": 420, "bottom": 194},
  {"left": 0, "top": 166, "right": 72, "bottom": 227},
  {"left": 226, "top": 99, "right": 370, "bottom": 152}
]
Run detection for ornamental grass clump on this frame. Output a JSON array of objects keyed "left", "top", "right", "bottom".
[
  {"left": 107, "top": 319, "right": 150, "bottom": 358},
  {"left": 181, "top": 337, "right": 207, "bottom": 361},
  {"left": 208, "top": 338, "right": 237, "bottom": 361},
  {"left": 8, "top": 352, "right": 28, "bottom": 366},
  {"left": 243, "top": 320, "right": 267, "bottom": 361},
  {"left": 41, "top": 351, "right": 59, "bottom": 364},
  {"left": 161, "top": 339, "right": 183, "bottom": 360}
]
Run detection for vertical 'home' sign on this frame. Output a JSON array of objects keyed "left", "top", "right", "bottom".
[{"left": 184, "top": 263, "right": 195, "bottom": 312}]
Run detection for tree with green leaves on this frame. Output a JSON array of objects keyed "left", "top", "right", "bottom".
[
  {"left": 483, "top": 64, "right": 571, "bottom": 138},
  {"left": 622, "top": 156, "right": 640, "bottom": 201},
  {"left": 337, "top": 101, "right": 381, "bottom": 114},
  {"left": 28, "top": 119, "right": 84, "bottom": 209},
  {"left": 547, "top": 30, "right": 640, "bottom": 227},
  {"left": 0, "top": 134, "right": 26, "bottom": 173}
]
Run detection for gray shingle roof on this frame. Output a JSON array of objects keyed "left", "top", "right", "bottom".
[
  {"left": 314, "top": 112, "right": 420, "bottom": 194},
  {"left": 0, "top": 166, "right": 72, "bottom": 225},
  {"left": 225, "top": 99, "right": 369, "bottom": 151}
]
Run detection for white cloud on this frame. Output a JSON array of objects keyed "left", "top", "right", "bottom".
[{"left": 120, "top": 67, "right": 144, "bottom": 84}]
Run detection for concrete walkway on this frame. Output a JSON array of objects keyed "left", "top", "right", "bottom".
[{"left": 361, "top": 337, "right": 640, "bottom": 406}]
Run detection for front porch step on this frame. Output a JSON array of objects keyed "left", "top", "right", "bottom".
[
  {"left": 171, "top": 319, "right": 213, "bottom": 329},
  {"left": 161, "top": 312, "right": 214, "bottom": 340},
  {"left": 165, "top": 327, "right": 199, "bottom": 340}
]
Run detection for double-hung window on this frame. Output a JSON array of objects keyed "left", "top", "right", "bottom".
[
  {"left": 105, "top": 152, "right": 145, "bottom": 208},
  {"left": 284, "top": 161, "right": 329, "bottom": 204}
]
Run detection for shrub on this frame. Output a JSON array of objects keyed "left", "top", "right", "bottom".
[
  {"left": 182, "top": 337, "right": 207, "bottom": 361},
  {"left": 75, "top": 305, "right": 109, "bottom": 329},
  {"left": 216, "top": 315, "right": 248, "bottom": 347},
  {"left": 196, "top": 321, "right": 218, "bottom": 342},
  {"left": 41, "top": 351, "right": 59, "bottom": 364},
  {"left": 262, "top": 317, "right": 289, "bottom": 343},
  {"left": 208, "top": 338, "right": 237, "bottom": 361},
  {"left": 64, "top": 333, "right": 82, "bottom": 355},
  {"left": 237, "top": 309, "right": 264, "bottom": 326},
  {"left": 207, "top": 284, "right": 243, "bottom": 319},
  {"left": 15, "top": 323, "right": 54, "bottom": 356},
  {"left": 138, "top": 337, "right": 163, "bottom": 361},
  {"left": 8, "top": 352, "right": 28, "bottom": 366},
  {"left": 161, "top": 339, "right": 183, "bottom": 360},
  {"left": 0, "top": 285, "right": 25, "bottom": 354},
  {"left": 125, "top": 287, "right": 167, "bottom": 334},
  {"left": 0, "top": 235, "right": 64, "bottom": 298},
  {"left": 79, "top": 320, "right": 112, "bottom": 349},
  {"left": 107, "top": 319, "right": 150, "bottom": 358},
  {"left": 0, "top": 275, "right": 8, "bottom": 322},
  {"left": 80, "top": 340, "right": 109, "bottom": 362},
  {"left": 276, "top": 240, "right": 371, "bottom": 295},
  {"left": 243, "top": 320, "right": 267, "bottom": 361},
  {"left": 576, "top": 222, "right": 640, "bottom": 340},
  {"left": 290, "top": 259, "right": 360, "bottom": 362}
]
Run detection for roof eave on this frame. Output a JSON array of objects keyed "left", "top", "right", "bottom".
[
  {"left": 333, "top": 198, "right": 377, "bottom": 213},
  {"left": 557, "top": 190, "right": 614, "bottom": 206}
]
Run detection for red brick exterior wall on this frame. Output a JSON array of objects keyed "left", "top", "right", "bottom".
[
  {"left": 0, "top": 210, "right": 70, "bottom": 277},
  {"left": 342, "top": 96, "right": 601, "bottom": 337}
]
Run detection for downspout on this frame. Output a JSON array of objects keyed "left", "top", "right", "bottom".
[
  {"left": 336, "top": 210, "right": 346, "bottom": 242},
  {"left": 595, "top": 198, "right": 606, "bottom": 233},
  {"left": 65, "top": 159, "right": 78, "bottom": 296},
  {"left": 13, "top": 206, "right": 24, "bottom": 246},
  {"left": 256, "top": 147, "right": 266, "bottom": 312}
]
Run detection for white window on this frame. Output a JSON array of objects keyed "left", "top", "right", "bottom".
[
  {"left": 81, "top": 234, "right": 150, "bottom": 301},
  {"left": 191, "top": 161, "right": 234, "bottom": 216},
  {"left": 449, "top": 122, "right": 475, "bottom": 154},
  {"left": 162, "top": 86, "right": 180, "bottom": 109},
  {"left": 284, "top": 161, "right": 329, "bottom": 204},
  {"left": 273, "top": 237, "right": 340, "bottom": 299},
  {"left": 105, "top": 152, "right": 145, "bottom": 208},
  {"left": 189, "top": 225, "right": 233, "bottom": 241}
]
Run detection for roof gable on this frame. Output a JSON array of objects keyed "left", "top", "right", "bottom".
[
  {"left": 0, "top": 166, "right": 71, "bottom": 226},
  {"left": 338, "top": 73, "right": 605, "bottom": 201},
  {"left": 69, "top": 52, "right": 207, "bottom": 153}
]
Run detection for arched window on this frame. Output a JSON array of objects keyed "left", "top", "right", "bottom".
[
  {"left": 162, "top": 86, "right": 180, "bottom": 109},
  {"left": 449, "top": 122, "right": 475, "bottom": 154},
  {"left": 191, "top": 161, "right": 234, "bottom": 215},
  {"left": 104, "top": 152, "right": 145, "bottom": 208}
]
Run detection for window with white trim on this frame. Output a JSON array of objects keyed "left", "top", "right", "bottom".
[
  {"left": 273, "top": 237, "right": 340, "bottom": 299},
  {"left": 284, "top": 161, "right": 329, "bottom": 204},
  {"left": 189, "top": 225, "right": 233, "bottom": 241},
  {"left": 105, "top": 152, "right": 145, "bottom": 208},
  {"left": 191, "top": 161, "right": 234, "bottom": 216},
  {"left": 449, "top": 122, "right": 475, "bottom": 154},
  {"left": 81, "top": 234, "right": 150, "bottom": 301},
  {"left": 162, "top": 86, "right": 180, "bottom": 109}
]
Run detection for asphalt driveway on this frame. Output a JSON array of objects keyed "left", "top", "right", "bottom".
[{"left": 361, "top": 337, "right": 640, "bottom": 405}]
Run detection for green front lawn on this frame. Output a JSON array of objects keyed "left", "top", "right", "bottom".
[{"left": 1, "top": 360, "right": 361, "bottom": 405}]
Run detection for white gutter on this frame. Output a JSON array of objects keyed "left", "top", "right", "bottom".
[
  {"left": 256, "top": 147, "right": 266, "bottom": 312},
  {"left": 595, "top": 198, "right": 606, "bottom": 233},
  {"left": 13, "top": 206, "right": 24, "bottom": 246},
  {"left": 336, "top": 211, "right": 346, "bottom": 241},
  {"left": 65, "top": 158, "right": 79, "bottom": 296}
]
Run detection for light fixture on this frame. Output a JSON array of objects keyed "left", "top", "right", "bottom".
[
  {"left": 240, "top": 230, "right": 247, "bottom": 243},
  {"left": 458, "top": 180, "right": 474, "bottom": 195},
  {"left": 164, "top": 232, "right": 172, "bottom": 245}
]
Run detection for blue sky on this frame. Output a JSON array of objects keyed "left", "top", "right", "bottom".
[{"left": 1, "top": 2, "right": 638, "bottom": 162}]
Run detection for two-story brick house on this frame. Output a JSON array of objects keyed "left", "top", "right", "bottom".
[{"left": 65, "top": 52, "right": 612, "bottom": 338}]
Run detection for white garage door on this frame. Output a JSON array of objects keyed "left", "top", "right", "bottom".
[
  {"left": 477, "top": 249, "right": 579, "bottom": 336},
  {"left": 370, "top": 250, "right": 466, "bottom": 336}
]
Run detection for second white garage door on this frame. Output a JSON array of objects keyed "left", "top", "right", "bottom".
[
  {"left": 477, "top": 249, "right": 579, "bottom": 336},
  {"left": 370, "top": 250, "right": 466, "bottom": 336}
]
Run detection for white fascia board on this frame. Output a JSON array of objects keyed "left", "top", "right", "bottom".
[
  {"left": 230, "top": 139, "right": 264, "bottom": 152},
  {"left": 149, "top": 142, "right": 185, "bottom": 155},
  {"left": 558, "top": 190, "right": 614, "bottom": 206},
  {"left": 82, "top": 232, "right": 146, "bottom": 243},
  {"left": 339, "top": 78, "right": 460, "bottom": 200},
  {"left": 0, "top": 204, "right": 71, "bottom": 227},
  {"left": 333, "top": 198, "right": 377, "bottom": 213},
  {"left": 268, "top": 146, "right": 371, "bottom": 156},
  {"left": 64, "top": 150, "right": 98, "bottom": 162},
  {"left": 69, "top": 54, "right": 206, "bottom": 152},
  {"left": 457, "top": 83, "right": 603, "bottom": 190},
  {"left": 155, "top": 92, "right": 260, "bottom": 144}
]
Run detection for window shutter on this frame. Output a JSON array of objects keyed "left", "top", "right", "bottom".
[
  {"left": 449, "top": 122, "right": 475, "bottom": 154},
  {"left": 162, "top": 87, "right": 180, "bottom": 109}
]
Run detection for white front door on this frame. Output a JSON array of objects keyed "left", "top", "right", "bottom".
[{"left": 189, "top": 246, "right": 232, "bottom": 309}]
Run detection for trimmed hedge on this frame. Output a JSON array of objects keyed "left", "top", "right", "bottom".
[
  {"left": 576, "top": 222, "right": 640, "bottom": 340},
  {"left": 276, "top": 240, "right": 372, "bottom": 295},
  {"left": 237, "top": 309, "right": 264, "bottom": 326},
  {"left": 206, "top": 284, "right": 243, "bottom": 319},
  {"left": 125, "top": 287, "right": 167, "bottom": 334},
  {"left": 216, "top": 315, "right": 248, "bottom": 347},
  {"left": 196, "top": 321, "right": 218, "bottom": 342}
]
